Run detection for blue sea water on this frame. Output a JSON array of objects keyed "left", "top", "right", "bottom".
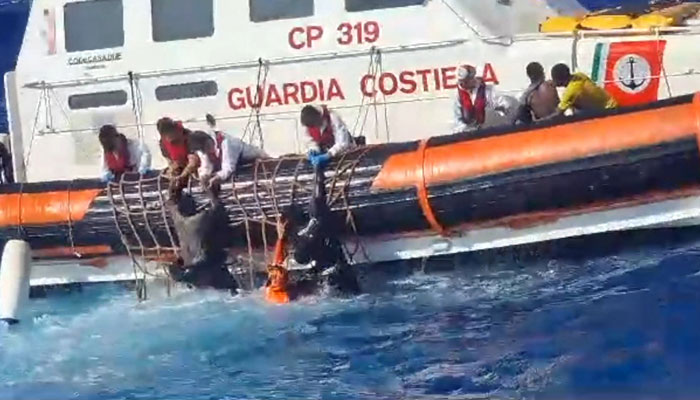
[{"left": 2, "top": 229, "right": 700, "bottom": 400}]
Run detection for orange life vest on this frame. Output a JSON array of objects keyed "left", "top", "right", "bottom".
[{"left": 306, "top": 106, "right": 335, "bottom": 152}]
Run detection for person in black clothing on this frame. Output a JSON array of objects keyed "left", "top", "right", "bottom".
[
  {"left": 165, "top": 189, "right": 238, "bottom": 293},
  {"left": 0, "top": 141, "right": 14, "bottom": 185},
  {"left": 287, "top": 165, "right": 360, "bottom": 296}
]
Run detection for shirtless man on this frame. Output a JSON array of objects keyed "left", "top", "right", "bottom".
[{"left": 514, "top": 62, "right": 560, "bottom": 124}]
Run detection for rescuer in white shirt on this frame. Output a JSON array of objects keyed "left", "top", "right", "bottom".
[
  {"left": 452, "top": 65, "right": 518, "bottom": 134},
  {"left": 300, "top": 105, "right": 355, "bottom": 167},
  {"left": 198, "top": 114, "right": 268, "bottom": 188}
]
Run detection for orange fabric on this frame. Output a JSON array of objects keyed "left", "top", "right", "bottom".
[
  {"left": 265, "top": 265, "right": 290, "bottom": 304},
  {"left": 266, "top": 287, "right": 290, "bottom": 304},
  {"left": 0, "top": 189, "right": 101, "bottom": 227},
  {"left": 272, "top": 235, "right": 288, "bottom": 266},
  {"left": 415, "top": 140, "right": 446, "bottom": 235},
  {"left": 372, "top": 101, "right": 700, "bottom": 191},
  {"left": 32, "top": 245, "right": 112, "bottom": 259},
  {"left": 694, "top": 93, "right": 700, "bottom": 153}
]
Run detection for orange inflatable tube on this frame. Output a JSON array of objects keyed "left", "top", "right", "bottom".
[
  {"left": 372, "top": 93, "right": 700, "bottom": 192},
  {"left": 0, "top": 189, "right": 101, "bottom": 227}
]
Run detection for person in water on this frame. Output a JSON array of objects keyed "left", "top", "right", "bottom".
[
  {"left": 165, "top": 187, "right": 238, "bottom": 292},
  {"left": 265, "top": 165, "right": 360, "bottom": 303},
  {"left": 514, "top": 62, "right": 560, "bottom": 125},
  {"left": 452, "top": 65, "right": 518, "bottom": 134},
  {"left": 300, "top": 104, "right": 354, "bottom": 168},
  {"left": 98, "top": 124, "right": 152, "bottom": 182},
  {"left": 201, "top": 113, "right": 268, "bottom": 189},
  {"left": 550, "top": 63, "right": 618, "bottom": 117}
]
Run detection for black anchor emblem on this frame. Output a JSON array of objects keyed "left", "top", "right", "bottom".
[{"left": 620, "top": 56, "right": 647, "bottom": 91}]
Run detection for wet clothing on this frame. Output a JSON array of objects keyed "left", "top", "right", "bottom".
[
  {"left": 292, "top": 166, "right": 360, "bottom": 295},
  {"left": 304, "top": 105, "right": 354, "bottom": 157},
  {"left": 166, "top": 193, "right": 238, "bottom": 292},
  {"left": 559, "top": 72, "right": 618, "bottom": 113},
  {"left": 516, "top": 80, "right": 560, "bottom": 123},
  {"left": 100, "top": 136, "right": 151, "bottom": 176},
  {"left": 452, "top": 83, "right": 518, "bottom": 133}
]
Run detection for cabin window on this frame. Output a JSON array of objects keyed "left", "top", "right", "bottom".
[
  {"left": 151, "top": 0, "right": 214, "bottom": 42},
  {"left": 249, "top": 0, "right": 313, "bottom": 22},
  {"left": 155, "top": 81, "right": 218, "bottom": 101},
  {"left": 345, "top": 0, "right": 424, "bottom": 12},
  {"left": 68, "top": 90, "right": 128, "bottom": 110},
  {"left": 64, "top": 0, "right": 124, "bottom": 52}
]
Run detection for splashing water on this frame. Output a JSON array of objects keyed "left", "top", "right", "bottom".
[{"left": 3, "top": 229, "right": 700, "bottom": 400}]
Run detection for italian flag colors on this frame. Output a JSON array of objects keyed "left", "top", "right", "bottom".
[{"left": 591, "top": 40, "right": 667, "bottom": 106}]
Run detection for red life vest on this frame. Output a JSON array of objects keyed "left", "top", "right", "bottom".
[
  {"left": 104, "top": 137, "right": 133, "bottom": 174},
  {"left": 161, "top": 129, "right": 190, "bottom": 167},
  {"left": 306, "top": 106, "right": 335, "bottom": 152},
  {"left": 458, "top": 82, "right": 487, "bottom": 126}
]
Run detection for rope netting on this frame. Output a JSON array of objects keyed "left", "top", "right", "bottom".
[{"left": 105, "top": 148, "right": 373, "bottom": 298}]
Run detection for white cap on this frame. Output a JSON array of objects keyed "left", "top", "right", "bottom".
[{"left": 457, "top": 65, "right": 477, "bottom": 80}]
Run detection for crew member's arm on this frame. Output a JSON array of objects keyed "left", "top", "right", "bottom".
[
  {"left": 194, "top": 151, "right": 214, "bottom": 181},
  {"left": 215, "top": 136, "right": 241, "bottom": 182},
  {"left": 305, "top": 131, "right": 322, "bottom": 155},
  {"left": 452, "top": 92, "right": 468, "bottom": 133},
  {"left": 178, "top": 153, "right": 200, "bottom": 181},
  {"left": 326, "top": 112, "right": 353, "bottom": 158},
  {"left": 98, "top": 149, "right": 114, "bottom": 182},
  {"left": 551, "top": 80, "right": 581, "bottom": 118},
  {"left": 129, "top": 140, "right": 152, "bottom": 174}
]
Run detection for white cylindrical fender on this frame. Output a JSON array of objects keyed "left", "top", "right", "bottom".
[{"left": 0, "top": 240, "right": 32, "bottom": 325}]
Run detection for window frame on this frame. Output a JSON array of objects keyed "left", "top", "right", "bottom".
[
  {"left": 155, "top": 80, "right": 219, "bottom": 102},
  {"left": 68, "top": 90, "right": 129, "bottom": 110},
  {"left": 150, "top": 0, "right": 215, "bottom": 42},
  {"left": 249, "top": 0, "right": 315, "bottom": 23},
  {"left": 344, "top": 0, "right": 425, "bottom": 12},
  {"left": 63, "top": 0, "right": 125, "bottom": 53}
]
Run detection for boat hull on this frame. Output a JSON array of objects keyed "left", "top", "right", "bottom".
[{"left": 2, "top": 93, "right": 700, "bottom": 286}]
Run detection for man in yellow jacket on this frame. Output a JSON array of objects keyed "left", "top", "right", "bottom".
[{"left": 550, "top": 63, "right": 618, "bottom": 116}]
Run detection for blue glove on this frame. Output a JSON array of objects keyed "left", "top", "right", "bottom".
[
  {"left": 309, "top": 153, "right": 331, "bottom": 168},
  {"left": 307, "top": 149, "right": 320, "bottom": 159},
  {"left": 100, "top": 171, "right": 115, "bottom": 183}
]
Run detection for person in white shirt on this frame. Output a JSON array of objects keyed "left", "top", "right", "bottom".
[
  {"left": 98, "top": 124, "right": 151, "bottom": 182},
  {"left": 300, "top": 105, "right": 354, "bottom": 167},
  {"left": 198, "top": 114, "right": 268, "bottom": 188},
  {"left": 452, "top": 65, "right": 518, "bottom": 134}
]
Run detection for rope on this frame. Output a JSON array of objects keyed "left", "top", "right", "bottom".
[
  {"left": 108, "top": 179, "right": 147, "bottom": 301},
  {"left": 66, "top": 179, "right": 81, "bottom": 258},
  {"left": 128, "top": 71, "right": 146, "bottom": 143},
  {"left": 137, "top": 174, "right": 162, "bottom": 259},
  {"left": 241, "top": 58, "right": 269, "bottom": 149}
]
